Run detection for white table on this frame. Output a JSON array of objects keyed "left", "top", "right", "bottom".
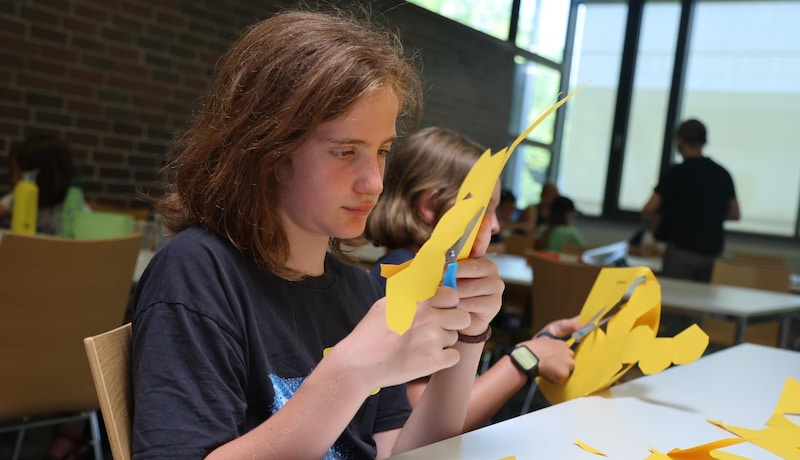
[
  {"left": 390, "top": 344, "right": 800, "bottom": 459},
  {"left": 659, "top": 277, "right": 800, "bottom": 348}
]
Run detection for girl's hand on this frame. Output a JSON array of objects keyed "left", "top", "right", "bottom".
[{"left": 332, "top": 285, "right": 472, "bottom": 394}]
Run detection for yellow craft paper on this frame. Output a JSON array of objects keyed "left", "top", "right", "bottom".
[
  {"left": 384, "top": 197, "right": 484, "bottom": 333},
  {"left": 773, "top": 377, "right": 800, "bottom": 417},
  {"left": 381, "top": 88, "right": 582, "bottom": 333},
  {"left": 574, "top": 438, "right": 607, "bottom": 456},
  {"left": 538, "top": 267, "right": 710, "bottom": 404},
  {"left": 646, "top": 448, "right": 674, "bottom": 459},
  {"left": 638, "top": 337, "right": 674, "bottom": 375},
  {"left": 666, "top": 437, "right": 749, "bottom": 459},
  {"left": 671, "top": 324, "right": 710, "bottom": 365}
]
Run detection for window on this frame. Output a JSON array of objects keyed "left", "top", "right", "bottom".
[
  {"left": 559, "top": 3, "right": 627, "bottom": 215},
  {"left": 681, "top": 1, "right": 800, "bottom": 236},
  {"left": 406, "top": 0, "right": 513, "bottom": 41}
]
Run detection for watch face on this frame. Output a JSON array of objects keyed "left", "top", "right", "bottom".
[{"left": 511, "top": 346, "right": 539, "bottom": 371}]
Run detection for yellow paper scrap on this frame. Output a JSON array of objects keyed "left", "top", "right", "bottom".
[
  {"left": 666, "top": 437, "right": 749, "bottom": 459},
  {"left": 538, "top": 267, "right": 710, "bottom": 404},
  {"left": 574, "top": 438, "right": 607, "bottom": 456},
  {"left": 384, "top": 197, "right": 484, "bottom": 333},
  {"left": 773, "top": 377, "right": 800, "bottom": 417},
  {"left": 381, "top": 88, "right": 582, "bottom": 333}
]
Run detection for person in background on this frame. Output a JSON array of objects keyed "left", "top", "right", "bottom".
[
  {"left": 0, "top": 134, "right": 80, "bottom": 235},
  {"left": 366, "top": 126, "right": 579, "bottom": 432},
  {"left": 535, "top": 195, "right": 585, "bottom": 253},
  {"left": 642, "top": 119, "right": 740, "bottom": 282},
  {"left": 518, "top": 181, "right": 559, "bottom": 237},
  {"left": 131, "top": 9, "right": 503, "bottom": 459}
]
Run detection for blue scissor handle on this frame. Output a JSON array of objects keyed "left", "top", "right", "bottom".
[{"left": 443, "top": 262, "right": 458, "bottom": 289}]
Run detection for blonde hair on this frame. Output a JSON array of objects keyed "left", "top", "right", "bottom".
[
  {"left": 155, "top": 9, "right": 422, "bottom": 279},
  {"left": 366, "top": 127, "right": 484, "bottom": 250}
]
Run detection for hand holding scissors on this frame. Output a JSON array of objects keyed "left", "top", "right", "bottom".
[{"left": 537, "top": 275, "right": 647, "bottom": 348}]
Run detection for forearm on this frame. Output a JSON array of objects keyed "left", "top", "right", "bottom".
[
  {"left": 207, "top": 352, "right": 372, "bottom": 460},
  {"left": 391, "top": 340, "right": 484, "bottom": 454},
  {"left": 463, "top": 355, "right": 527, "bottom": 432}
]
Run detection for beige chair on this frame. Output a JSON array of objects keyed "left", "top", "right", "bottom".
[
  {"left": 84, "top": 323, "right": 133, "bottom": 460},
  {"left": 730, "top": 251, "right": 786, "bottom": 267},
  {"left": 502, "top": 234, "right": 534, "bottom": 256},
  {"left": 704, "top": 258, "right": 792, "bottom": 347},
  {"left": 0, "top": 232, "right": 141, "bottom": 460},
  {"left": 526, "top": 250, "right": 601, "bottom": 334}
]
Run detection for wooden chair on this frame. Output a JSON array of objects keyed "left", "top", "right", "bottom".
[
  {"left": 730, "top": 251, "right": 786, "bottom": 267},
  {"left": 502, "top": 234, "right": 534, "bottom": 256},
  {"left": 84, "top": 323, "right": 133, "bottom": 460},
  {"left": 704, "top": 258, "right": 792, "bottom": 347},
  {"left": 0, "top": 232, "right": 141, "bottom": 460},
  {"left": 526, "top": 250, "right": 601, "bottom": 334}
]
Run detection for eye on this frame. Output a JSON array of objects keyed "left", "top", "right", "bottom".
[
  {"left": 378, "top": 148, "right": 391, "bottom": 157},
  {"left": 331, "top": 149, "right": 354, "bottom": 159}
]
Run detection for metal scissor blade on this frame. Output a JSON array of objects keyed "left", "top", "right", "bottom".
[
  {"left": 572, "top": 275, "right": 648, "bottom": 345},
  {"left": 444, "top": 206, "right": 485, "bottom": 264}
]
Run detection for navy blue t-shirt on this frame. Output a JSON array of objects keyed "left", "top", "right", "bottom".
[{"left": 131, "top": 226, "right": 411, "bottom": 459}]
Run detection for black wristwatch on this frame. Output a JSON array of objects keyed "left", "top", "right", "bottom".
[{"left": 508, "top": 345, "right": 540, "bottom": 379}]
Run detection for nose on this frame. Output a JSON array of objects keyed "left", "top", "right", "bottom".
[
  {"left": 354, "top": 153, "right": 384, "bottom": 196},
  {"left": 489, "top": 211, "right": 501, "bottom": 235}
]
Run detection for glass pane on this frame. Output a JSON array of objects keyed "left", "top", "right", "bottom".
[
  {"left": 406, "top": 0, "right": 513, "bottom": 41},
  {"left": 619, "top": 2, "right": 680, "bottom": 212},
  {"left": 507, "top": 143, "right": 552, "bottom": 209},
  {"left": 682, "top": 1, "right": 800, "bottom": 236},
  {"left": 559, "top": 3, "right": 628, "bottom": 216},
  {"left": 516, "top": 0, "right": 570, "bottom": 63},
  {"left": 510, "top": 58, "right": 562, "bottom": 144}
]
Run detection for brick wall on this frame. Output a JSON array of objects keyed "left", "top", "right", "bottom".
[{"left": 0, "top": 0, "right": 514, "bottom": 209}]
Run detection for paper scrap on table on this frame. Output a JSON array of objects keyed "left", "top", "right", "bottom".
[
  {"left": 647, "top": 377, "right": 799, "bottom": 459},
  {"left": 710, "top": 377, "right": 800, "bottom": 459},
  {"left": 574, "top": 438, "right": 607, "bottom": 456},
  {"left": 538, "top": 267, "right": 709, "bottom": 404},
  {"left": 381, "top": 88, "right": 582, "bottom": 334}
]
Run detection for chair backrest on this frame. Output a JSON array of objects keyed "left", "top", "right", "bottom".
[
  {"left": 502, "top": 234, "right": 534, "bottom": 256},
  {"left": 711, "top": 258, "right": 791, "bottom": 293},
  {"left": 527, "top": 251, "right": 601, "bottom": 333},
  {"left": 0, "top": 232, "right": 141, "bottom": 421},
  {"left": 730, "top": 251, "right": 786, "bottom": 267},
  {"left": 84, "top": 323, "right": 133, "bottom": 460}
]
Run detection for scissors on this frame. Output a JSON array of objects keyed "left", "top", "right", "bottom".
[
  {"left": 442, "top": 206, "right": 485, "bottom": 290},
  {"left": 537, "top": 275, "right": 648, "bottom": 348}
]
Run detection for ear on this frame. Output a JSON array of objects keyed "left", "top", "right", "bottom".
[{"left": 417, "top": 189, "right": 439, "bottom": 224}]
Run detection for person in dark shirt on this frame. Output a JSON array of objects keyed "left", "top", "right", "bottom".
[{"left": 642, "top": 119, "right": 740, "bottom": 282}]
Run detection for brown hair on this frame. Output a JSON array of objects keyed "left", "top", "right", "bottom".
[
  {"left": 676, "top": 119, "right": 707, "bottom": 146},
  {"left": 155, "top": 9, "right": 422, "bottom": 279},
  {"left": 365, "top": 127, "right": 484, "bottom": 250}
]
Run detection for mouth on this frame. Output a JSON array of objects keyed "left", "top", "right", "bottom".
[{"left": 344, "top": 203, "right": 375, "bottom": 216}]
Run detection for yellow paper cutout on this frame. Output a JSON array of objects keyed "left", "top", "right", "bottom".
[
  {"left": 384, "top": 197, "right": 484, "bottom": 333},
  {"left": 646, "top": 447, "right": 674, "bottom": 459},
  {"left": 538, "top": 267, "right": 710, "bottom": 404},
  {"left": 698, "top": 378, "right": 800, "bottom": 459},
  {"left": 574, "top": 438, "right": 608, "bottom": 456},
  {"left": 382, "top": 88, "right": 582, "bottom": 333},
  {"left": 773, "top": 376, "right": 800, "bottom": 417},
  {"left": 666, "top": 437, "right": 749, "bottom": 459}
]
